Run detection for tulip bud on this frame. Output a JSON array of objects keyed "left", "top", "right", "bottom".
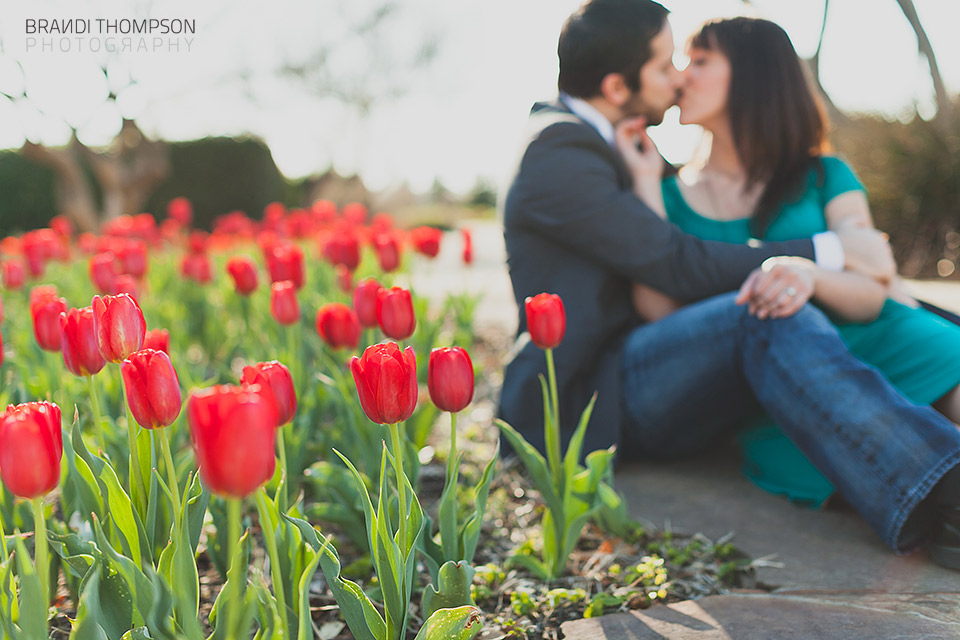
[
  {"left": 114, "top": 274, "right": 140, "bottom": 301},
  {"left": 92, "top": 293, "right": 146, "bottom": 362},
  {"left": 316, "top": 303, "right": 361, "bottom": 350},
  {"left": 461, "top": 228, "right": 473, "bottom": 265},
  {"left": 60, "top": 307, "right": 106, "bottom": 376},
  {"left": 373, "top": 233, "right": 401, "bottom": 273},
  {"left": 168, "top": 197, "right": 193, "bottom": 226},
  {"left": 353, "top": 278, "right": 383, "bottom": 328},
  {"left": 89, "top": 252, "right": 119, "bottom": 294},
  {"left": 525, "top": 293, "right": 566, "bottom": 350},
  {"left": 226, "top": 256, "right": 259, "bottom": 296},
  {"left": 30, "top": 287, "right": 68, "bottom": 352},
  {"left": 409, "top": 226, "right": 443, "bottom": 258},
  {"left": 266, "top": 244, "right": 305, "bottom": 290},
  {"left": 428, "top": 347, "right": 474, "bottom": 413},
  {"left": 240, "top": 361, "right": 297, "bottom": 426},
  {"left": 188, "top": 384, "right": 278, "bottom": 498},
  {"left": 350, "top": 342, "right": 418, "bottom": 424},
  {"left": 0, "top": 402, "right": 62, "bottom": 498},
  {"left": 377, "top": 286, "right": 416, "bottom": 340},
  {"left": 143, "top": 328, "right": 170, "bottom": 354},
  {"left": 335, "top": 264, "right": 352, "bottom": 293},
  {"left": 117, "top": 240, "right": 148, "bottom": 278},
  {"left": 181, "top": 252, "right": 212, "bottom": 284},
  {"left": 270, "top": 281, "right": 300, "bottom": 325},
  {"left": 2, "top": 260, "right": 25, "bottom": 289},
  {"left": 121, "top": 349, "right": 182, "bottom": 429}
]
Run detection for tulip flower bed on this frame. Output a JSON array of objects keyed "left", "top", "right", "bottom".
[{"left": 0, "top": 202, "right": 755, "bottom": 640}]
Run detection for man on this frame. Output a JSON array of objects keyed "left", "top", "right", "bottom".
[{"left": 498, "top": 0, "right": 960, "bottom": 567}]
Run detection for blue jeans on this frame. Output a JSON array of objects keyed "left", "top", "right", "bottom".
[{"left": 620, "top": 292, "right": 960, "bottom": 552}]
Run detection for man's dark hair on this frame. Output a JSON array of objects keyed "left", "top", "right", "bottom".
[{"left": 558, "top": 0, "right": 670, "bottom": 99}]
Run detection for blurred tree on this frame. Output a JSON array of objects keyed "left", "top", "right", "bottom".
[{"left": 0, "top": 0, "right": 439, "bottom": 232}]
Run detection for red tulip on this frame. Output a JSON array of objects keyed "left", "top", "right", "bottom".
[
  {"left": 410, "top": 226, "right": 443, "bottom": 258},
  {"left": 0, "top": 294, "right": 3, "bottom": 325},
  {"left": 188, "top": 384, "right": 278, "bottom": 498},
  {"left": 240, "top": 361, "right": 297, "bottom": 426},
  {"left": 0, "top": 329, "right": 4, "bottom": 367},
  {"left": 373, "top": 233, "right": 401, "bottom": 272},
  {"left": 353, "top": 278, "right": 383, "bottom": 328},
  {"left": 525, "top": 293, "right": 566, "bottom": 349},
  {"left": 428, "top": 347, "right": 474, "bottom": 413},
  {"left": 50, "top": 215, "right": 73, "bottom": 238},
  {"left": 89, "top": 252, "right": 119, "bottom": 294},
  {"left": 321, "top": 229, "right": 361, "bottom": 271},
  {"left": 342, "top": 202, "right": 367, "bottom": 226},
  {"left": 60, "top": 307, "right": 106, "bottom": 376},
  {"left": 270, "top": 281, "right": 299, "bottom": 325},
  {"left": 181, "top": 252, "right": 212, "bottom": 284},
  {"left": 30, "top": 288, "right": 67, "bottom": 352},
  {"left": 116, "top": 240, "right": 148, "bottom": 278},
  {"left": 226, "top": 256, "right": 258, "bottom": 296},
  {"left": 114, "top": 274, "right": 140, "bottom": 301},
  {"left": 2, "top": 260, "right": 25, "bottom": 289},
  {"left": 316, "top": 303, "right": 361, "bottom": 350},
  {"left": 121, "top": 349, "right": 181, "bottom": 429},
  {"left": 187, "top": 231, "right": 209, "bottom": 254},
  {"left": 92, "top": 293, "right": 146, "bottom": 362},
  {"left": 377, "top": 286, "right": 415, "bottom": 340},
  {"left": 143, "top": 328, "right": 170, "bottom": 354},
  {"left": 168, "top": 197, "right": 193, "bottom": 226},
  {"left": 335, "top": 264, "right": 352, "bottom": 293},
  {"left": 266, "top": 244, "right": 305, "bottom": 290},
  {"left": 461, "top": 228, "right": 473, "bottom": 265},
  {"left": 0, "top": 402, "right": 62, "bottom": 498},
  {"left": 350, "top": 342, "right": 418, "bottom": 424}
]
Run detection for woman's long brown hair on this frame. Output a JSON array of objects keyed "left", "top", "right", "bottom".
[{"left": 690, "top": 17, "right": 831, "bottom": 238}]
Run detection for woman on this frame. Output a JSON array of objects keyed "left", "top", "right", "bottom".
[{"left": 621, "top": 16, "right": 960, "bottom": 507}]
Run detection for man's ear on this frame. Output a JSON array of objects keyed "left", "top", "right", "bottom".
[{"left": 599, "top": 73, "right": 630, "bottom": 107}]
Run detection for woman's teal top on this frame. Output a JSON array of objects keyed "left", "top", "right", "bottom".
[{"left": 662, "top": 156, "right": 960, "bottom": 507}]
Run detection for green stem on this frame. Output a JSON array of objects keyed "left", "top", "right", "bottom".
[
  {"left": 119, "top": 370, "right": 148, "bottom": 519},
  {"left": 32, "top": 497, "right": 48, "bottom": 607},
  {"left": 389, "top": 423, "right": 407, "bottom": 552},
  {"left": 157, "top": 427, "right": 182, "bottom": 536},
  {"left": 276, "top": 426, "right": 289, "bottom": 510},
  {"left": 227, "top": 498, "right": 243, "bottom": 638},
  {"left": 87, "top": 374, "right": 107, "bottom": 455},
  {"left": 447, "top": 411, "right": 458, "bottom": 518},
  {"left": 545, "top": 348, "right": 563, "bottom": 491},
  {"left": 255, "top": 490, "right": 289, "bottom": 636}
]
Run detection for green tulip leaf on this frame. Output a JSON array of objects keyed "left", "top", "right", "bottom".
[
  {"left": 495, "top": 420, "right": 562, "bottom": 514},
  {"left": 284, "top": 515, "right": 384, "bottom": 640},
  {"left": 562, "top": 393, "right": 599, "bottom": 482},
  {"left": 69, "top": 563, "right": 110, "bottom": 640},
  {"left": 92, "top": 515, "right": 155, "bottom": 631},
  {"left": 121, "top": 628, "right": 152, "bottom": 640},
  {"left": 413, "top": 606, "right": 482, "bottom": 640},
  {"left": 47, "top": 529, "right": 98, "bottom": 579},
  {"left": 437, "top": 451, "right": 463, "bottom": 561},
  {"left": 14, "top": 537, "right": 47, "bottom": 639},
  {"left": 459, "top": 441, "right": 499, "bottom": 565},
  {"left": 505, "top": 552, "right": 550, "bottom": 581},
  {"left": 296, "top": 549, "right": 322, "bottom": 640},
  {"left": 421, "top": 561, "right": 476, "bottom": 619}
]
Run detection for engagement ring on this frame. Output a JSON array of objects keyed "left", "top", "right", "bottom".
[{"left": 785, "top": 287, "right": 798, "bottom": 297}]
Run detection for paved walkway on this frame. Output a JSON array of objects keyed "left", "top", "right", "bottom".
[{"left": 410, "top": 220, "right": 960, "bottom": 638}]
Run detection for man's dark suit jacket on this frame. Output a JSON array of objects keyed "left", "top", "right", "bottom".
[{"left": 498, "top": 100, "right": 818, "bottom": 457}]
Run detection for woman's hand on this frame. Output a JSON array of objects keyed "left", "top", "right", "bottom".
[{"left": 735, "top": 257, "right": 817, "bottom": 319}]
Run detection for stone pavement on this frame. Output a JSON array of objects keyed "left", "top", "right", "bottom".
[{"left": 410, "top": 220, "right": 960, "bottom": 638}]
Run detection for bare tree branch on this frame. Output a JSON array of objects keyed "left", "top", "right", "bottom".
[{"left": 894, "top": 0, "right": 956, "bottom": 131}]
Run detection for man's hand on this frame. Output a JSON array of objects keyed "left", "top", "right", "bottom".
[
  {"left": 736, "top": 257, "right": 816, "bottom": 319},
  {"left": 614, "top": 117, "right": 663, "bottom": 180},
  {"left": 835, "top": 227, "right": 896, "bottom": 284}
]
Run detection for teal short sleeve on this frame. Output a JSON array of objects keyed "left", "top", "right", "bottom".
[{"left": 820, "top": 156, "right": 865, "bottom": 202}]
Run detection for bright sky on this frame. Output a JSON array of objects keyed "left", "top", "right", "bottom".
[{"left": 1, "top": 0, "right": 959, "bottom": 194}]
